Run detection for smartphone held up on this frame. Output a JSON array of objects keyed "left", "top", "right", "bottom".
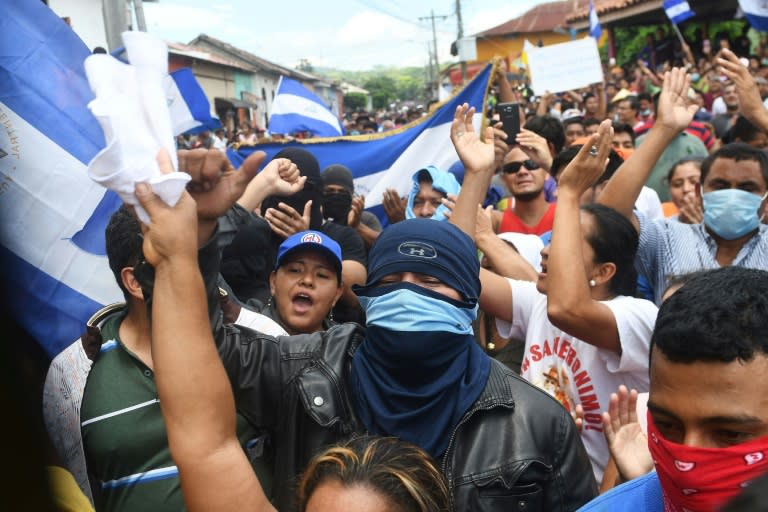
[{"left": 497, "top": 102, "right": 521, "bottom": 145}]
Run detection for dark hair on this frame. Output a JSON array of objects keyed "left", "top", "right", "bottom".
[
  {"left": 583, "top": 92, "right": 596, "bottom": 101},
  {"left": 562, "top": 117, "right": 584, "bottom": 129},
  {"left": 620, "top": 97, "right": 640, "bottom": 112},
  {"left": 652, "top": 267, "right": 768, "bottom": 363},
  {"left": 638, "top": 92, "right": 652, "bottom": 103},
  {"left": 583, "top": 118, "right": 601, "bottom": 129},
  {"left": 728, "top": 115, "right": 764, "bottom": 145},
  {"left": 661, "top": 270, "right": 710, "bottom": 300},
  {"left": 580, "top": 203, "right": 638, "bottom": 297},
  {"left": 105, "top": 205, "right": 143, "bottom": 298},
  {"left": 665, "top": 156, "right": 704, "bottom": 183},
  {"left": 551, "top": 146, "right": 624, "bottom": 186},
  {"left": 611, "top": 121, "right": 636, "bottom": 144},
  {"left": 297, "top": 436, "right": 450, "bottom": 512},
  {"left": 700, "top": 142, "right": 768, "bottom": 185},
  {"left": 523, "top": 115, "right": 565, "bottom": 154}
]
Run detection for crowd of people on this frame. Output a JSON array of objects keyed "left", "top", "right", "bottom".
[{"left": 20, "top": 23, "right": 768, "bottom": 512}]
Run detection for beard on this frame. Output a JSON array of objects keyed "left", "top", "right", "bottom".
[{"left": 513, "top": 189, "right": 544, "bottom": 202}]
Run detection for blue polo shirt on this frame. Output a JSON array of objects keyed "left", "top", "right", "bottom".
[{"left": 577, "top": 472, "right": 663, "bottom": 511}]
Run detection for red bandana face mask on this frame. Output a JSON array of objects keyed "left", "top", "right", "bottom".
[{"left": 647, "top": 411, "right": 768, "bottom": 512}]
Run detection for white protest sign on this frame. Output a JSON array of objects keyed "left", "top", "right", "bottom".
[{"left": 527, "top": 37, "right": 603, "bottom": 95}]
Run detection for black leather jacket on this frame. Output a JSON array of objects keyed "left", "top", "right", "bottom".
[{"left": 217, "top": 322, "right": 597, "bottom": 512}]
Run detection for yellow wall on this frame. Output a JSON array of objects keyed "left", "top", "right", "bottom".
[{"left": 475, "top": 31, "right": 575, "bottom": 63}]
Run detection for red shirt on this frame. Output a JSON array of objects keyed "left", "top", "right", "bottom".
[{"left": 499, "top": 202, "right": 556, "bottom": 236}]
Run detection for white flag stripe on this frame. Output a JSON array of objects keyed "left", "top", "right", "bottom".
[
  {"left": 665, "top": 2, "right": 691, "bottom": 18},
  {"left": 0, "top": 105, "right": 121, "bottom": 305},
  {"left": 357, "top": 112, "right": 483, "bottom": 207},
  {"left": 271, "top": 93, "right": 342, "bottom": 131}
]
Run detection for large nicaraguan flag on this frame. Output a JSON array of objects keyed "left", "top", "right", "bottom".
[
  {"left": 1, "top": 2, "right": 216, "bottom": 357},
  {"left": 230, "top": 63, "right": 493, "bottom": 219},
  {"left": 663, "top": 0, "right": 695, "bottom": 25},
  {"left": 0, "top": 1, "right": 122, "bottom": 358},
  {"left": 739, "top": 0, "right": 768, "bottom": 31},
  {"left": 269, "top": 76, "right": 344, "bottom": 137}
]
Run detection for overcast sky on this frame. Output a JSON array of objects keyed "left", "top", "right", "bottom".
[{"left": 142, "top": 0, "right": 548, "bottom": 71}]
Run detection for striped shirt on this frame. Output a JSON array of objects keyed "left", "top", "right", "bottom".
[
  {"left": 636, "top": 212, "right": 768, "bottom": 305},
  {"left": 81, "top": 312, "right": 262, "bottom": 511}
]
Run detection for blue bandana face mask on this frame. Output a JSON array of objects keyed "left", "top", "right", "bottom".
[
  {"left": 703, "top": 189, "right": 767, "bottom": 240},
  {"left": 357, "top": 282, "right": 476, "bottom": 336}
]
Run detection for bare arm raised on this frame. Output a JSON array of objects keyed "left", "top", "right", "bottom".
[
  {"left": 136, "top": 151, "right": 275, "bottom": 512},
  {"left": 597, "top": 68, "right": 697, "bottom": 229}
]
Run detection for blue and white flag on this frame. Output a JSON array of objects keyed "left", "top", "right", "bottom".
[
  {"left": 663, "top": 0, "right": 695, "bottom": 25},
  {"left": 739, "top": 0, "right": 768, "bottom": 32},
  {"left": 229, "top": 63, "right": 493, "bottom": 221},
  {"left": 166, "top": 67, "right": 221, "bottom": 134},
  {"left": 1, "top": 1, "right": 122, "bottom": 357},
  {"left": 269, "top": 77, "right": 343, "bottom": 137},
  {"left": 589, "top": 0, "right": 602, "bottom": 41},
  {"left": 1, "top": 4, "right": 219, "bottom": 358}
]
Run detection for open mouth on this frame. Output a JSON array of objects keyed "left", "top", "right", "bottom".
[{"left": 291, "top": 293, "right": 314, "bottom": 313}]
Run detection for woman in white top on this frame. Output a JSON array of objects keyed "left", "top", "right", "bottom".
[{"left": 479, "top": 120, "right": 658, "bottom": 482}]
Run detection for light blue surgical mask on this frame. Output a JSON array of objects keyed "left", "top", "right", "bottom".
[
  {"left": 703, "top": 189, "right": 767, "bottom": 240},
  {"left": 357, "top": 283, "right": 476, "bottom": 335},
  {"left": 691, "top": 73, "right": 701, "bottom": 82}
]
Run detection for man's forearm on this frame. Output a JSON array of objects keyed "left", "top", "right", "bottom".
[{"left": 153, "top": 258, "right": 236, "bottom": 456}]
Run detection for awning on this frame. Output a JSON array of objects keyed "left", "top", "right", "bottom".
[{"left": 215, "top": 97, "right": 255, "bottom": 110}]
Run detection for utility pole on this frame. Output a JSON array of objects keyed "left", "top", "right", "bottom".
[
  {"left": 419, "top": 9, "right": 449, "bottom": 99},
  {"left": 456, "top": 0, "right": 467, "bottom": 84},
  {"left": 102, "top": 0, "right": 128, "bottom": 51},
  {"left": 133, "top": 0, "right": 147, "bottom": 32}
]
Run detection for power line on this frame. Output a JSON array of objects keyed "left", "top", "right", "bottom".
[{"left": 352, "top": 0, "right": 427, "bottom": 27}]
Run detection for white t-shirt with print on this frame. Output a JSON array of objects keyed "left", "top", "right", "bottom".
[{"left": 496, "top": 279, "right": 657, "bottom": 483}]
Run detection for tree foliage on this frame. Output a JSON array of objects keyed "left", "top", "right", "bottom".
[
  {"left": 318, "top": 65, "right": 428, "bottom": 105},
  {"left": 611, "top": 20, "right": 750, "bottom": 67},
  {"left": 344, "top": 92, "right": 368, "bottom": 110}
]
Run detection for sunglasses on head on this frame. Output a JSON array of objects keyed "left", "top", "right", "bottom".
[{"left": 502, "top": 160, "right": 540, "bottom": 174}]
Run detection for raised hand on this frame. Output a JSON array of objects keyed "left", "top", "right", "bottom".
[
  {"left": 476, "top": 204, "right": 495, "bottom": 240},
  {"left": 602, "top": 386, "right": 653, "bottom": 482},
  {"left": 677, "top": 192, "right": 704, "bottom": 224},
  {"left": 382, "top": 188, "right": 406, "bottom": 224},
  {"left": 556, "top": 119, "right": 613, "bottom": 197},
  {"left": 265, "top": 201, "right": 310, "bottom": 239},
  {"left": 348, "top": 195, "right": 365, "bottom": 228},
  {"left": 655, "top": 67, "right": 698, "bottom": 133},
  {"left": 718, "top": 48, "right": 765, "bottom": 126},
  {"left": 259, "top": 157, "right": 305, "bottom": 197},
  {"left": 135, "top": 149, "right": 198, "bottom": 269},
  {"left": 450, "top": 103, "right": 496, "bottom": 177},
  {"left": 179, "top": 148, "right": 262, "bottom": 222},
  {"left": 516, "top": 129, "right": 553, "bottom": 172},
  {"left": 491, "top": 121, "right": 510, "bottom": 171}
]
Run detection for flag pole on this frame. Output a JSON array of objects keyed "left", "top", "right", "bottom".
[{"left": 670, "top": 22, "right": 686, "bottom": 48}]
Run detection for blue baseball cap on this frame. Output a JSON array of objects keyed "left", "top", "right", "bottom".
[{"left": 275, "top": 230, "right": 343, "bottom": 278}]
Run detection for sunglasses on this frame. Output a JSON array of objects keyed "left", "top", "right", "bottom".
[{"left": 502, "top": 160, "right": 540, "bottom": 174}]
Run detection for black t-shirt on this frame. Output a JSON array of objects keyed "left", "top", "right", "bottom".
[
  {"left": 320, "top": 221, "right": 367, "bottom": 324},
  {"left": 320, "top": 221, "right": 367, "bottom": 266}
]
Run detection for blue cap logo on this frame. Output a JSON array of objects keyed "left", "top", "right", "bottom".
[
  {"left": 398, "top": 241, "right": 437, "bottom": 259},
  {"left": 301, "top": 232, "right": 323, "bottom": 244}
]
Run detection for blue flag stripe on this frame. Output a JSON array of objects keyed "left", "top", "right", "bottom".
[
  {"left": 1, "top": 246, "right": 103, "bottom": 358},
  {"left": 0, "top": 2, "right": 104, "bottom": 166}
]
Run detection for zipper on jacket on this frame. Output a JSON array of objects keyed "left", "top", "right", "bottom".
[{"left": 440, "top": 399, "right": 515, "bottom": 511}]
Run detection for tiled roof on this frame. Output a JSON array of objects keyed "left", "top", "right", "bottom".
[
  {"left": 476, "top": 0, "right": 589, "bottom": 36},
  {"left": 187, "top": 34, "right": 321, "bottom": 82},
  {"left": 566, "top": 0, "right": 656, "bottom": 23},
  {"left": 166, "top": 41, "right": 256, "bottom": 71}
]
